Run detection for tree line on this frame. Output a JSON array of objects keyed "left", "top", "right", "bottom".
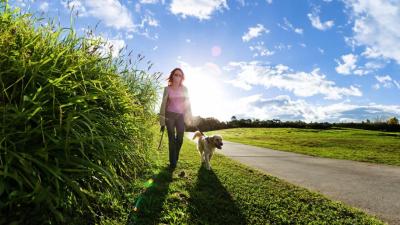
[{"left": 186, "top": 116, "right": 400, "bottom": 132}]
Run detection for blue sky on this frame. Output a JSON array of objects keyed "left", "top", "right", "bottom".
[{"left": 11, "top": 0, "right": 400, "bottom": 122}]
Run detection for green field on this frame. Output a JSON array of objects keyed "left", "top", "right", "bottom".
[
  {"left": 128, "top": 134, "right": 384, "bottom": 224},
  {"left": 207, "top": 127, "right": 400, "bottom": 166}
]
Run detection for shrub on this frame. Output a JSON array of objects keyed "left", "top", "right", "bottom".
[
  {"left": 387, "top": 117, "right": 399, "bottom": 125},
  {"left": 0, "top": 3, "right": 160, "bottom": 224}
]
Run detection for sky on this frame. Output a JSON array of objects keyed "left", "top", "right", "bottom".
[{"left": 9, "top": 0, "right": 400, "bottom": 123}]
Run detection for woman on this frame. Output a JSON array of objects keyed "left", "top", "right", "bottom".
[{"left": 159, "top": 68, "right": 193, "bottom": 169}]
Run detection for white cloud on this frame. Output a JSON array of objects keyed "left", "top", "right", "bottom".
[
  {"left": 236, "top": 95, "right": 320, "bottom": 122},
  {"left": 364, "top": 61, "right": 384, "bottom": 70},
  {"left": 169, "top": 0, "right": 228, "bottom": 20},
  {"left": 278, "top": 17, "right": 303, "bottom": 34},
  {"left": 138, "top": 13, "right": 159, "bottom": 28},
  {"left": 343, "top": 0, "right": 400, "bottom": 64},
  {"left": 135, "top": 3, "right": 141, "bottom": 12},
  {"left": 242, "top": 24, "right": 269, "bottom": 42},
  {"left": 335, "top": 53, "right": 358, "bottom": 75},
  {"left": 374, "top": 75, "right": 400, "bottom": 89},
  {"left": 85, "top": 0, "right": 134, "bottom": 30},
  {"left": 62, "top": 0, "right": 87, "bottom": 16},
  {"left": 307, "top": 13, "right": 334, "bottom": 30},
  {"left": 39, "top": 2, "right": 49, "bottom": 12},
  {"left": 353, "top": 69, "right": 369, "bottom": 76},
  {"left": 87, "top": 34, "right": 125, "bottom": 58},
  {"left": 294, "top": 28, "right": 303, "bottom": 34},
  {"left": 394, "top": 80, "right": 400, "bottom": 89},
  {"left": 159, "top": 60, "right": 397, "bottom": 123},
  {"left": 335, "top": 53, "right": 382, "bottom": 76},
  {"left": 62, "top": 0, "right": 160, "bottom": 39},
  {"left": 139, "top": 0, "right": 159, "bottom": 4},
  {"left": 249, "top": 41, "right": 274, "bottom": 57},
  {"left": 232, "top": 95, "right": 400, "bottom": 122},
  {"left": 375, "top": 75, "right": 392, "bottom": 83},
  {"left": 361, "top": 47, "right": 382, "bottom": 59},
  {"left": 266, "top": 0, "right": 272, "bottom": 4},
  {"left": 105, "top": 38, "right": 125, "bottom": 57},
  {"left": 224, "top": 61, "right": 362, "bottom": 100},
  {"left": 236, "top": 0, "right": 245, "bottom": 7},
  {"left": 274, "top": 43, "right": 292, "bottom": 50},
  {"left": 62, "top": 0, "right": 134, "bottom": 30}
]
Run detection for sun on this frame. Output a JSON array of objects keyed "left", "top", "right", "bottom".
[{"left": 182, "top": 63, "right": 231, "bottom": 122}]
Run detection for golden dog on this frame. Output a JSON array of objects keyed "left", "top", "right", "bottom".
[{"left": 192, "top": 131, "right": 223, "bottom": 170}]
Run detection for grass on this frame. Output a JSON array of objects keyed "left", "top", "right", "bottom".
[
  {"left": 0, "top": 4, "right": 161, "bottom": 223},
  {"left": 207, "top": 127, "right": 400, "bottom": 166},
  {"left": 127, "top": 133, "right": 385, "bottom": 225}
]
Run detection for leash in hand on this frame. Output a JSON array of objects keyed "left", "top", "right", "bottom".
[
  {"left": 195, "top": 125, "right": 206, "bottom": 137},
  {"left": 157, "top": 123, "right": 204, "bottom": 151},
  {"left": 157, "top": 126, "right": 165, "bottom": 151}
]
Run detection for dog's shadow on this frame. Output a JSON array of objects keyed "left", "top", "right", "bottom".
[
  {"left": 126, "top": 166, "right": 173, "bottom": 225},
  {"left": 188, "top": 165, "right": 247, "bottom": 224}
]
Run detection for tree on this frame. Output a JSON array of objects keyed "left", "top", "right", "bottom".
[{"left": 387, "top": 117, "right": 399, "bottom": 125}]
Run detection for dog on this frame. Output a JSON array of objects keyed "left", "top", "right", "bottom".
[{"left": 192, "top": 131, "right": 223, "bottom": 170}]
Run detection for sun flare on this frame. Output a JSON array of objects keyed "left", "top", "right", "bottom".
[{"left": 181, "top": 62, "right": 231, "bottom": 122}]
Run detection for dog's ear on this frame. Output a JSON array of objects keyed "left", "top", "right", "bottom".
[{"left": 208, "top": 136, "right": 214, "bottom": 144}]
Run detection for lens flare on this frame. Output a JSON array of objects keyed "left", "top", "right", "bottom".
[
  {"left": 211, "top": 45, "right": 222, "bottom": 57},
  {"left": 144, "top": 178, "right": 154, "bottom": 188}
]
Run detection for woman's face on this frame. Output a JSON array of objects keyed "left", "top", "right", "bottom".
[{"left": 172, "top": 70, "right": 183, "bottom": 84}]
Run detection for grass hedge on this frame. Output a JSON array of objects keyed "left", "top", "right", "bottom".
[{"left": 0, "top": 3, "right": 161, "bottom": 224}]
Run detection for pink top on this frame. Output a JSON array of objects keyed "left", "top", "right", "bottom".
[{"left": 166, "top": 86, "right": 186, "bottom": 114}]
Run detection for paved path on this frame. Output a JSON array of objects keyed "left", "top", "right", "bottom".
[{"left": 186, "top": 134, "right": 400, "bottom": 224}]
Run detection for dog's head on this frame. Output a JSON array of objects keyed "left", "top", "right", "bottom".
[{"left": 210, "top": 135, "right": 223, "bottom": 149}]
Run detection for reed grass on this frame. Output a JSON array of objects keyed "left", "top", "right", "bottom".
[{"left": 0, "top": 2, "right": 161, "bottom": 224}]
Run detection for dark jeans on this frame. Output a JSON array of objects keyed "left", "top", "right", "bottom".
[{"left": 165, "top": 111, "right": 185, "bottom": 167}]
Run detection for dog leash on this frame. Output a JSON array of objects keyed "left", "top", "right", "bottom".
[
  {"left": 157, "top": 124, "right": 206, "bottom": 151},
  {"left": 195, "top": 125, "right": 206, "bottom": 136},
  {"left": 194, "top": 125, "right": 211, "bottom": 144},
  {"left": 157, "top": 128, "right": 164, "bottom": 151}
]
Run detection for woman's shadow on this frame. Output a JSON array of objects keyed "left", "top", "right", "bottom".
[
  {"left": 188, "top": 165, "right": 247, "bottom": 224},
  {"left": 127, "top": 166, "right": 173, "bottom": 225}
]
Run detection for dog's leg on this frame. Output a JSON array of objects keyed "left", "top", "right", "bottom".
[
  {"left": 208, "top": 152, "right": 213, "bottom": 170},
  {"left": 209, "top": 151, "right": 214, "bottom": 161},
  {"left": 205, "top": 153, "right": 211, "bottom": 170},
  {"left": 202, "top": 153, "right": 206, "bottom": 163}
]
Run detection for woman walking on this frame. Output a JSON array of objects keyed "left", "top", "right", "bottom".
[{"left": 159, "top": 68, "right": 193, "bottom": 169}]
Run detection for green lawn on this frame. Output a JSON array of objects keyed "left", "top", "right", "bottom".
[
  {"left": 127, "top": 133, "right": 384, "bottom": 225},
  {"left": 207, "top": 127, "right": 400, "bottom": 166}
]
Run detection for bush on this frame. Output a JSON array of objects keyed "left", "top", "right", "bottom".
[
  {"left": 0, "top": 3, "right": 160, "bottom": 224},
  {"left": 387, "top": 117, "right": 399, "bottom": 125}
]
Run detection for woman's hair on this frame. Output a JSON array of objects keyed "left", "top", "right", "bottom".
[{"left": 167, "top": 67, "right": 185, "bottom": 86}]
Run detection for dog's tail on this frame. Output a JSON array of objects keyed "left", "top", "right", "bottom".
[{"left": 192, "top": 131, "right": 204, "bottom": 140}]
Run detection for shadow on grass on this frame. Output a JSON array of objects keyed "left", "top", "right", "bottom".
[
  {"left": 127, "top": 166, "right": 173, "bottom": 225},
  {"left": 188, "top": 165, "right": 247, "bottom": 224}
]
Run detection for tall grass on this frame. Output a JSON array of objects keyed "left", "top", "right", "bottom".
[{"left": 0, "top": 2, "right": 161, "bottom": 224}]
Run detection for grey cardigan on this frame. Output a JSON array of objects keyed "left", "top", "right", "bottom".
[{"left": 159, "top": 85, "right": 193, "bottom": 126}]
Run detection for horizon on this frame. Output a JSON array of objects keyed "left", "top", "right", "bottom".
[{"left": 9, "top": 0, "right": 400, "bottom": 123}]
